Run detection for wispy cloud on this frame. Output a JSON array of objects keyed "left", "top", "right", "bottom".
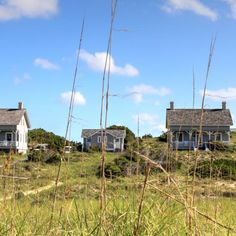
[
  {"left": 133, "top": 113, "right": 159, "bottom": 125},
  {"left": 226, "top": 0, "right": 236, "bottom": 19},
  {"left": 80, "top": 50, "right": 139, "bottom": 77},
  {"left": 34, "top": 58, "right": 60, "bottom": 70},
  {"left": 201, "top": 88, "right": 236, "bottom": 101},
  {"left": 14, "top": 73, "right": 31, "bottom": 85},
  {"left": 0, "top": 0, "right": 58, "bottom": 21},
  {"left": 129, "top": 84, "right": 171, "bottom": 103},
  {"left": 133, "top": 113, "right": 167, "bottom": 135},
  {"left": 60, "top": 91, "right": 86, "bottom": 106},
  {"left": 152, "top": 124, "right": 168, "bottom": 133},
  {"left": 162, "top": 0, "right": 218, "bottom": 21}
]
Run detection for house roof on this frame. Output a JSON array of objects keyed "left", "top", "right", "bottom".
[
  {"left": 81, "top": 129, "right": 126, "bottom": 138},
  {"left": 0, "top": 109, "right": 31, "bottom": 128},
  {"left": 166, "top": 109, "right": 233, "bottom": 127}
]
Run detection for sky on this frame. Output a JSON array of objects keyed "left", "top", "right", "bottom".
[{"left": 0, "top": 0, "right": 236, "bottom": 141}]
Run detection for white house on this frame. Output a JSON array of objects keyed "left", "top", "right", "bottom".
[{"left": 0, "top": 102, "right": 30, "bottom": 154}]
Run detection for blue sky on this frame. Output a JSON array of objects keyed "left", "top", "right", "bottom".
[{"left": 1, "top": 0, "right": 236, "bottom": 140}]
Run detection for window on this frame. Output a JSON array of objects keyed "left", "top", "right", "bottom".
[
  {"left": 87, "top": 137, "right": 91, "bottom": 142},
  {"left": 116, "top": 138, "right": 120, "bottom": 142},
  {"left": 177, "top": 132, "right": 183, "bottom": 142},
  {"left": 97, "top": 136, "right": 101, "bottom": 143},
  {"left": 215, "top": 133, "right": 222, "bottom": 141}
]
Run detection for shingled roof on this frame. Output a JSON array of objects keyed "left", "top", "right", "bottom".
[
  {"left": 0, "top": 109, "right": 31, "bottom": 127},
  {"left": 81, "top": 129, "right": 126, "bottom": 138},
  {"left": 166, "top": 109, "right": 233, "bottom": 127}
]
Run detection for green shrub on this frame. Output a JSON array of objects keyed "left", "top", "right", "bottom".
[
  {"left": 104, "top": 163, "right": 122, "bottom": 178},
  {"left": 191, "top": 159, "right": 236, "bottom": 180},
  {"left": 208, "top": 141, "right": 236, "bottom": 152},
  {"left": 27, "top": 150, "right": 43, "bottom": 162},
  {"left": 27, "top": 150, "right": 61, "bottom": 164},
  {"left": 45, "top": 152, "right": 61, "bottom": 164}
]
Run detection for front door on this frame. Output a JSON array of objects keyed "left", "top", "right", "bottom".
[{"left": 6, "top": 133, "right": 13, "bottom": 141}]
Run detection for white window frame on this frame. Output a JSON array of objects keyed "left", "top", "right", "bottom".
[{"left": 97, "top": 136, "right": 101, "bottom": 143}]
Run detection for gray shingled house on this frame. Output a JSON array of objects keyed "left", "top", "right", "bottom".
[
  {"left": 0, "top": 102, "right": 31, "bottom": 154},
  {"left": 81, "top": 129, "right": 126, "bottom": 152},
  {"left": 166, "top": 101, "right": 233, "bottom": 150}
]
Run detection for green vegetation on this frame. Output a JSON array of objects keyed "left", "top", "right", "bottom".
[
  {"left": 28, "top": 128, "right": 82, "bottom": 152},
  {"left": 0, "top": 133, "right": 236, "bottom": 235},
  {"left": 231, "top": 132, "right": 236, "bottom": 144}
]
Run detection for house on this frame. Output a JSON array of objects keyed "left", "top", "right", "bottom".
[
  {"left": 81, "top": 129, "right": 126, "bottom": 152},
  {"left": 166, "top": 101, "right": 233, "bottom": 150},
  {"left": 0, "top": 102, "right": 31, "bottom": 154}
]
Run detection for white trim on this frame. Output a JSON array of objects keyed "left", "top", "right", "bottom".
[{"left": 97, "top": 136, "right": 101, "bottom": 143}]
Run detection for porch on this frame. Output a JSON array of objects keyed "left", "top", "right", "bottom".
[
  {"left": 169, "top": 130, "right": 231, "bottom": 150},
  {"left": 0, "top": 141, "right": 19, "bottom": 148}
]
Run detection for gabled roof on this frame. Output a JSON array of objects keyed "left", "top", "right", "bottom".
[
  {"left": 81, "top": 129, "right": 126, "bottom": 138},
  {"left": 166, "top": 109, "right": 233, "bottom": 127},
  {"left": 0, "top": 109, "right": 31, "bottom": 128}
]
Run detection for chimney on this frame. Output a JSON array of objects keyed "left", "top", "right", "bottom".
[
  {"left": 222, "top": 101, "right": 226, "bottom": 110},
  {"left": 170, "top": 101, "right": 174, "bottom": 110},
  {"left": 18, "top": 102, "right": 23, "bottom": 110}
]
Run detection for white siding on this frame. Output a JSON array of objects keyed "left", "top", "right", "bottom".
[{"left": 16, "top": 116, "right": 28, "bottom": 154}]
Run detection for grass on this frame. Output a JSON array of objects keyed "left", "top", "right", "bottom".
[
  {"left": 0, "top": 150, "right": 236, "bottom": 235},
  {"left": 231, "top": 132, "right": 236, "bottom": 144}
]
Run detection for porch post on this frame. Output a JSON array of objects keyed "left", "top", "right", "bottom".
[{"left": 227, "top": 131, "right": 231, "bottom": 143}]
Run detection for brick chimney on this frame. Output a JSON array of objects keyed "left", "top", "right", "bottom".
[
  {"left": 222, "top": 101, "right": 226, "bottom": 110},
  {"left": 18, "top": 102, "right": 23, "bottom": 110},
  {"left": 170, "top": 101, "right": 174, "bottom": 110}
]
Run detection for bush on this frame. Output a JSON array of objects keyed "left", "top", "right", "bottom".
[
  {"left": 104, "top": 163, "right": 122, "bottom": 178},
  {"left": 97, "top": 153, "right": 138, "bottom": 178},
  {"left": 208, "top": 141, "right": 236, "bottom": 152},
  {"left": 27, "top": 150, "right": 61, "bottom": 164},
  {"left": 89, "top": 145, "right": 101, "bottom": 152},
  {"left": 27, "top": 150, "right": 43, "bottom": 162},
  {"left": 45, "top": 152, "right": 61, "bottom": 164},
  {"left": 191, "top": 159, "right": 236, "bottom": 180}
]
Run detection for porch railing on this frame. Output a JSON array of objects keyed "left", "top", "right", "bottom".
[{"left": 0, "top": 141, "right": 18, "bottom": 148}]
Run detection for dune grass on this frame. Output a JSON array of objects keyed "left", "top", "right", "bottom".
[{"left": 0, "top": 150, "right": 236, "bottom": 235}]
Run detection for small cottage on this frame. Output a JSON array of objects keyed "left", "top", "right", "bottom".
[
  {"left": 81, "top": 129, "right": 126, "bottom": 152},
  {"left": 166, "top": 101, "right": 233, "bottom": 150},
  {"left": 0, "top": 102, "right": 30, "bottom": 154}
]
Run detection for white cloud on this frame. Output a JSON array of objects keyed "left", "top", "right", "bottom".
[
  {"left": 14, "top": 73, "right": 31, "bottom": 85},
  {"left": 226, "top": 0, "right": 236, "bottom": 19},
  {"left": 133, "top": 113, "right": 159, "bottom": 125},
  {"left": 202, "top": 88, "right": 236, "bottom": 101},
  {"left": 61, "top": 91, "right": 86, "bottom": 106},
  {"left": 0, "top": 0, "right": 58, "bottom": 21},
  {"left": 34, "top": 58, "right": 59, "bottom": 70},
  {"left": 129, "top": 84, "right": 171, "bottom": 103},
  {"left": 152, "top": 124, "right": 168, "bottom": 133},
  {"left": 232, "top": 114, "right": 236, "bottom": 128},
  {"left": 162, "top": 0, "right": 218, "bottom": 21},
  {"left": 133, "top": 113, "right": 167, "bottom": 135},
  {"left": 80, "top": 50, "right": 139, "bottom": 77}
]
